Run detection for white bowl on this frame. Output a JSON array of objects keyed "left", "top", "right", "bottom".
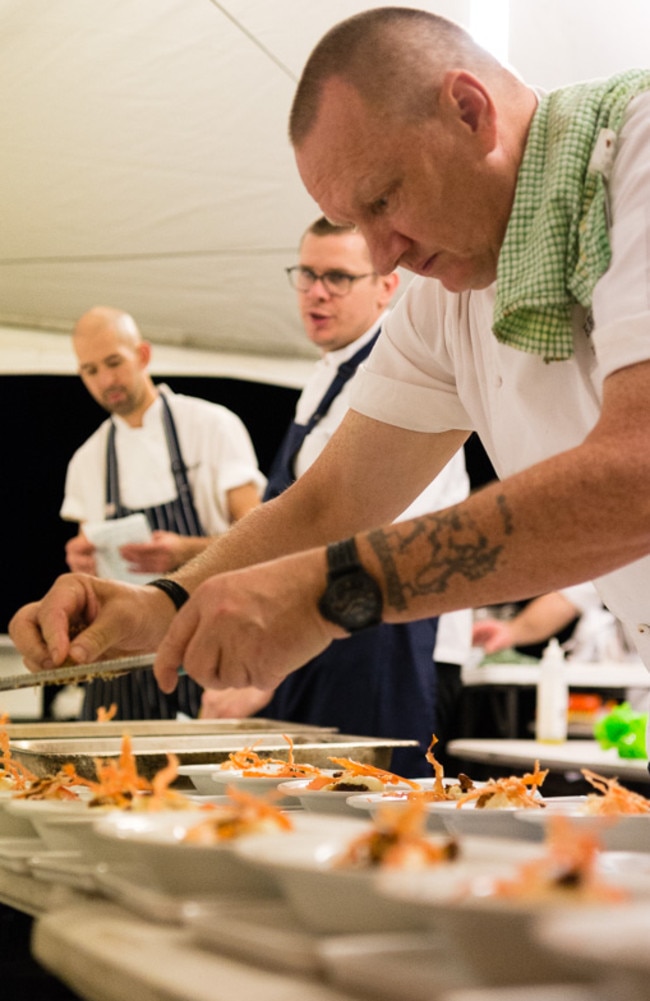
[
  {"left": 206, "top": 767, "right": 306, "bottom": 806},
  {"left": 537, "top": 897, "right": 650, "bottom": 997},
  {"left": 0, "top": 789, "right": 40, "bottom": 837},
  {"left": 233, "top": 814, "right": 462, "bottom": 934},
  {"left": 515, "top": 799, "right": 650, "bottom": 852},
  {"left": 276, "top": 773, "right": 412, "bottom": 815},
  {"left": 92, "top": 806, "right": 297, "bottom": 899},
  {"left": 375, "top": 835, "right": 632, "bottom": 987},
  {"left": 425, "top": 795, "right": 583, "bottom": 841},
  {"left": 5, "top": 796, "right": 110, "bottom": 848},
  {"left": 345, "top": 778, "right": 476, "bottom": 833}
]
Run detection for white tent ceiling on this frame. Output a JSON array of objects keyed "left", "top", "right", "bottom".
[{"left": 1, "top": 0, "right": 649, "bottom": 383}]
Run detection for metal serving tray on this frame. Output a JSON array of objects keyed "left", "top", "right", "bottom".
[
  {"left": 2, "top": 718, "right": 335, "bottom": 741},
  {"left": 9, "top": 731, "right": 418, "bottom": 782}
]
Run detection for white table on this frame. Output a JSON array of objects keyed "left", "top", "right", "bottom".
[
  {"left": 462, "top": 659, "right": 650, "bottom": 689},
  {"left": 447, "top": 737, "right": 650, "bottom": 783},
  {"left": 459, "top": 659, "right": 650, "bottom": 739}
]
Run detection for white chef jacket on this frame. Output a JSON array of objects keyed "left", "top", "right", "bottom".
[
  {"left": 61, "top": 386, "right": 266, "bottom": 536},
  {"left": 350, "top": 92, "right": 650, "bottom": 668}
]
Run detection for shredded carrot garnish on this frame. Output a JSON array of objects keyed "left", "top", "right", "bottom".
[
  {"left": 182, "top": 784, "right": 293, "bottom": 843},
  {"left": 334, "top": 798, "right": 459, "bottom": 869},
  {"left": 325, "top": 757, "right": 421, "bottom": 790},
  {"left": 218, "top": 734, "right": 323, "bottom": 779},
  {"left": 489, "top": 815, "right": 628, "bottom": 903},
  {"left": 581, "top": 769, "right": 650, "bottom": 814},
  {"left": 454, "top": 760, "right": 548, "bottom": 810},
  {"left": 96, "top": 703, "right": 118, "bottom": 722}
]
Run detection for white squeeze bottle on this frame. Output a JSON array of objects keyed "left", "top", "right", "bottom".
[{"left": 535, "top": 638, "right": 568, "bottom": 743}]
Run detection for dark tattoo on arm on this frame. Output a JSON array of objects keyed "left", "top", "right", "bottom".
[{"left": 367, "top": 494, "right": 513, "bottom": 612}]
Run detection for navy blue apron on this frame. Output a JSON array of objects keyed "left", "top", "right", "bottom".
[
  {"left": 260, "top": 329, "right": 439, "bottom": 777},
  {"left": 80, "top": 393, "right": 205, "bottom": 721}
]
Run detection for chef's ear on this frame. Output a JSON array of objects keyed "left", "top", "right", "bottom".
[{"left": 137, "top": 340, "right": 153, "bottom": 368}]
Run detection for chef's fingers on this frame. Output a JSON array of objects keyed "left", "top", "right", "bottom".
[
  {"left": 153, "top": 601, "right": 199, "bottom": 692},
  {"left": 8, "top": 601, "right": 60, "bottom": 672}
]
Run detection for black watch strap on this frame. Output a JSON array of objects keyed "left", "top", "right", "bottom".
[
  {"left": 326, "top": 536, "right": 363, "bottom": 576},
  {"left": 147, "top": 578, "right": 189, "bottom": 611}
]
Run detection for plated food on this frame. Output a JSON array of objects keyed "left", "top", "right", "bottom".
[{"left": 515, "top": 769, "right": 650, "bottom": 851}]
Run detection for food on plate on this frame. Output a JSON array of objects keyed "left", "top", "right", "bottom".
[
  {"left": 487, "top": 815, "right": 628, "bottom": 903},
  {"left": 11, "top": 763, "right": 87, "bottom": 801},
  {"left": 83, "top": 734, "right": 199, "bottom": 811},
  {"left": 404, "top": 734, "right": 477, "bottom": 802},
  {"left": 304, "top": 757, "right": 421, "bottom": 793},
  {"left": 12, "top": 734, "right": 203, "bottom": 810},
  {"left": 333, "top": 799, "right": 459, "bottom": 870},
  {"left": 218, "top": 735, "right": 324, "bottom": 779},
  {"left": 580, "top": 769, "right": 650, "bottom": 815},
  {"left": 96, "top": 703, "right": 118, "bottom": 722},
  {"left": 453, "top": 760, "right": 548, "bottom": 810},
  {"left": 181, "top": 786, "right": 294, "bottom": 844},
  {"left": 0, "top": 729, "right": 38, "bottom": 791}
]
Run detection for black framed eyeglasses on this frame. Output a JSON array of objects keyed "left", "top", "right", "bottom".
[{"left": 285, "top": 266, "right": 376, "bottom": 297}]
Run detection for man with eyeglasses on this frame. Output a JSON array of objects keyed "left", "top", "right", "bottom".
[{"left": 200, "top": 217, "right": 471, "bottom": 774}]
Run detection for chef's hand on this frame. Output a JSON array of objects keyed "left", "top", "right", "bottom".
[
  {"left": 120, "top": 530, "right": 187, "bottom": 574},
  {"left": 199, "top": 685, "right": 272, "bottom": 719},
  {"left": 65, "top": 533, "right": 97, "bottom": 575},
  {"left": 8, "top": 574, "right": 176, "bottom": 673},
  {"left": 471, "top": 618, "right": 515, "bottom": 654},
  {"left": 154, "top": 548, "right": 341, "bottom": 694}
]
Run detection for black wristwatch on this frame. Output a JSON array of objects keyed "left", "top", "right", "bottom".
[{"left": 318, "top": 538, "right": 383, "bottom": 633}]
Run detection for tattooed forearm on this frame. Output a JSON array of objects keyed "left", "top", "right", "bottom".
[{"left": 367, "top": 494, "right": 513, "bottom": 611}]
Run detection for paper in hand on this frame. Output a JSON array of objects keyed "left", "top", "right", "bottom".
[{"left": 84, "top": 513, "right": 155, "bottom": 585}]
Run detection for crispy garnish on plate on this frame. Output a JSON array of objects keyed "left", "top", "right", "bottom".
[
  {"left": 96, "top": 703, "right": 118, "bottom": 722},
  {"left": 0, "top": 729, "right": 39, "bottom": 791},
  {"left": 488, "top": 815, "right": 628, "bottom": 903},
  {"left": 454, "top": 760, "right": 548, "bottom": 810},
  {"left": 333, "top": 798, "right": 460, "bottom": 870},
  {"left": 580, "top": 768, "right": 650, "bottom": 815},
  {"left": 182, "top": 785, "right": 294, "bottom": 844},
  {"left": 219, "top": 734, "right": 323, "bottom": 779}
]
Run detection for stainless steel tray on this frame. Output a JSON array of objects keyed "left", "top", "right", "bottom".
[
  {"left": 2, "top": 718, "right": 335, "bottom": 741},
  {"left": 9, "top": 732, "right": 418, "bottom": 782}
]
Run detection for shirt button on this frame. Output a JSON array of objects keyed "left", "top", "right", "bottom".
[{"left": 637, "top": 624, "right": 650, "bottom": 634}]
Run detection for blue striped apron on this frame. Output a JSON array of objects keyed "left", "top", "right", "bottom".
[
  {"left": 80, "top": 393, "right": 205, "bottom": 721},
  {"left": 260, "top": 329, "right": 439, "bottom": 777}
]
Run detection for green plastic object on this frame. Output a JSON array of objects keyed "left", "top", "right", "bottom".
[{"left": 593, "top": 701, "right": 648, "bottom": 759}]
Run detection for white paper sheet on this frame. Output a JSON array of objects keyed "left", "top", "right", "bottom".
[{"left": 84, "top": 513, "right": 155, "bottom": 585}]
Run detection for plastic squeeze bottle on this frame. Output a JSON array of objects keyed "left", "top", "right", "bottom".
[{"left": 535, "top": 638, "right": 568, "bottom": 743}]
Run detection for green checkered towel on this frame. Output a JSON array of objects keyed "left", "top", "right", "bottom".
[{"left": 493, "top": 69, "right": 650, "bottom": 362}]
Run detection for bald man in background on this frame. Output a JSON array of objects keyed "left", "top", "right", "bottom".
[{"left": 60, "top": 306, "right": 265, "bottom": 720}]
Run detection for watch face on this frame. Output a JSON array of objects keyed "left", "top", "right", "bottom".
[{"left": 320, "top": 569, "right": 383, "bottom": 631}]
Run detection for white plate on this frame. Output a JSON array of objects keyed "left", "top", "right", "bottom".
[
  {"left": 205, "top": 767, "right": 308, "bottom": 806},
  {"left": 0, "top": 789, "right": 40, "bottom": 837},
  {"left": 92, "top": 806, "right": 305, "bottom": 898},
  {"left": 177, "top": 764, "right": 235, "bottom": 795},
  {"left": 5, "top": 796, "right": 119, "bottom": 848},
  {"left": 0, "top": 836, "right": 45, "bottom": 873},
  {"left": 537, "top": 898, "right": 650, "bottom": 982},
  {"left": 515, "top": 800, "right": 650, "bottom": 852},
  {"left": 346, "top": 778, "right": 478, "bottom": 832},
  {"left": 276, "top": 772, "right": 410, "bottom": 815},
  {"left": 376, "top": 838, "right": 650, "bottom": 987},
  {"left": 183, "top": 898, "right": 326, "bottom": 974},
  {"left": 426, "top": 795, "right": 584, "bottom": 841},
  {"left": 233, "top": 814, "right": 470, "bottom": 935}
]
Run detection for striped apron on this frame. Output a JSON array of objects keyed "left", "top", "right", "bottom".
[
  {"left": 80, "top": 393, "right": 205, "bottom": 720},
  {"left": 261, "top": 330, "right": 439, "bottom": 778}
]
